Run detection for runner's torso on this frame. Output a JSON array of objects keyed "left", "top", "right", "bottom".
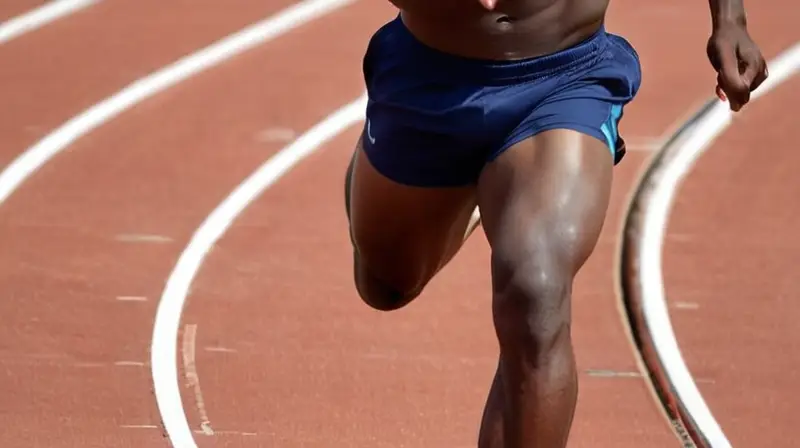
[{"left": 389, "top": 0, "right": 610, "bottom": 60}]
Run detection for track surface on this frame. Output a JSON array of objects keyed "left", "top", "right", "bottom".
[
  {"left": 0, "top": 0, "right": 45, "bottom": 21},
  {"left": 0, "top": 1, "right": 793, "bottom": 447},
  {"left": 663, "top": 75, "right": 800, "bottom": 448}
]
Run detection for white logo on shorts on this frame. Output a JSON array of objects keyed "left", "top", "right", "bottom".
[{"left": 366, "top": 119, "right": 376, "bottom": 144}]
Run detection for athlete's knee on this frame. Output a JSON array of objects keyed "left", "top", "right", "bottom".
[
  {"left": 352, "top": 254, "right": 425, "bottom": 312},
  {"left": 490, "top": 242, "right": 573, "bottom": 361}
]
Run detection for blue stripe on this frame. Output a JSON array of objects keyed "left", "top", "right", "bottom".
[{"left": 600, "top": 104, "right": 623, "bottom": 156}]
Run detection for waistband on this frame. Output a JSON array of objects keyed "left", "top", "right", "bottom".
[{"left": 386, "top": 14, "right": 609, "bottom": 83}]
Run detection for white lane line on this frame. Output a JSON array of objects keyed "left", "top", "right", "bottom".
[
  {"left": 625, "top": 41, "right": 800, "bottom": 448},
  {"left": 115, "top": 361, "right": 146, "bottom": 367},
  {"left": 151, "top": 94, "right": 366, "bottom": 448},
  {"left": 0, "top": 0, "right": 359, "bottom": 445},
  {"left": 0, "top": 0, "right": 357, "bottom": 206},
  {"left": 116, "top": 295, "right": 148, "bottom": 302},
  {"left": 0, "top": 0, "right": 98, "bottom": 45},
  {"left": 194, "top": 430, "right": 257, "bottom": 436},
  {"left": 115, "top": 234, "right": 173, "bottom": 243},
  {"left": 181, "top": 324, "right": 213, "bottom": 436},
  {"left": 204, "top": 346, "right": 236, "bottom": 353}
]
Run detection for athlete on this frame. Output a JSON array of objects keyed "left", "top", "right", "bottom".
[{"left": 344, "top": 0, "right": 767, "bottom": 446}]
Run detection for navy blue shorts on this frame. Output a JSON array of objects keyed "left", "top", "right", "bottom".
[{"left": 360, "top": 16, "right": 642, "bottom": 187}]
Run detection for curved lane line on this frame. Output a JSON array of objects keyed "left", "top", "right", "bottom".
[
  {"left": 0, "top": 0, "right": 359, "bottom": 446},
  {"left": 0, "top": 0, "right": 357, "bottom": 205},
  {"left": 619, "top": 41, "right": 800, "bottom": 448},
  {"left": 151, "top": 94, "right": 367, "bottom": 447},
  {"left": 0, "top": 0, "right": 99, "bottom": 45}
]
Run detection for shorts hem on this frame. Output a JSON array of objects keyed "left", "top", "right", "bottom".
[
  {"left": 488, "top": 123, "right": 620, "bottom": 163},
  {"left": 361, "top": 139, "right": 476, "bottom": 189}
]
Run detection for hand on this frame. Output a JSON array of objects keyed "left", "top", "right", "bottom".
[
  {"left": 707, "top": 23, "right": 768, "bottom": 112},
  {"left": 478, "top": 0, "right": 497, "bottom": 10}
]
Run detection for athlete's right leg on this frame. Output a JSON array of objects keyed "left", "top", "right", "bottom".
[{"left": 344, "top": 134, "right": 480, "bottom": 311}]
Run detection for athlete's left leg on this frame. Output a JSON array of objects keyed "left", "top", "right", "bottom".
[{"left": 476, "top": 129, "right": 614, "bottom": 447}]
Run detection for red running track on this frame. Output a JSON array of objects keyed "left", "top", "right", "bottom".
[{"left": 0, "top": 0, "right": 795, "bottom": 446}]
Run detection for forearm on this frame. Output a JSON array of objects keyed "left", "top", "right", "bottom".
[{"left": 708, "top": 0, "right": 747, "bottom": 27}]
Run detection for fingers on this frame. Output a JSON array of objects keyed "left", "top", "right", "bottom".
[
  {"left": 742, "top": 57, "right": 769, "bottom": 92},
  {"left": 716, "top": 84, "right": 727, "bottom": 102},
  {"left": 716, "top": 43, "right": 769, "bottom": 111},
  {"left": 716, "top": 49, "right": 749, "bottom": 111},
  {"left": 708, "top": 28, "right": 769, "bottom": 112},
  {"left": 717, "top": 73, "right": 749, "bottom": 112}
]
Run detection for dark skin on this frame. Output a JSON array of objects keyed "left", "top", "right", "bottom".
[
  {"left": 706, "top": 0, "right": 768, "bottom": 110},
  {"left": 346, "top": 1, "right": 767, "bottom": 446},
  {"left": 395, "top": 0, "right": 768, "bottom": 108}
]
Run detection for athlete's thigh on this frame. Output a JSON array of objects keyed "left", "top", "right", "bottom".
[
  {"left": 478, "top": 29, "right": 641, "bottom": 269},
  {"left": 349, "top": 135, "right": 477, "bottom": 284},
  {"left": 477, "top": 129, "right": 613, "bottom": 273},
  {"left": 352, "top": 14, "right": 500, "bottom": 284}
]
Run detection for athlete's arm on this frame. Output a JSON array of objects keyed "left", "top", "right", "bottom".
[
  {"left": 708, "top": 0, "right": 746, "bottom": 26},
  {"left": 706, "top": 0, "right": 768, "bottom": 111}
]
